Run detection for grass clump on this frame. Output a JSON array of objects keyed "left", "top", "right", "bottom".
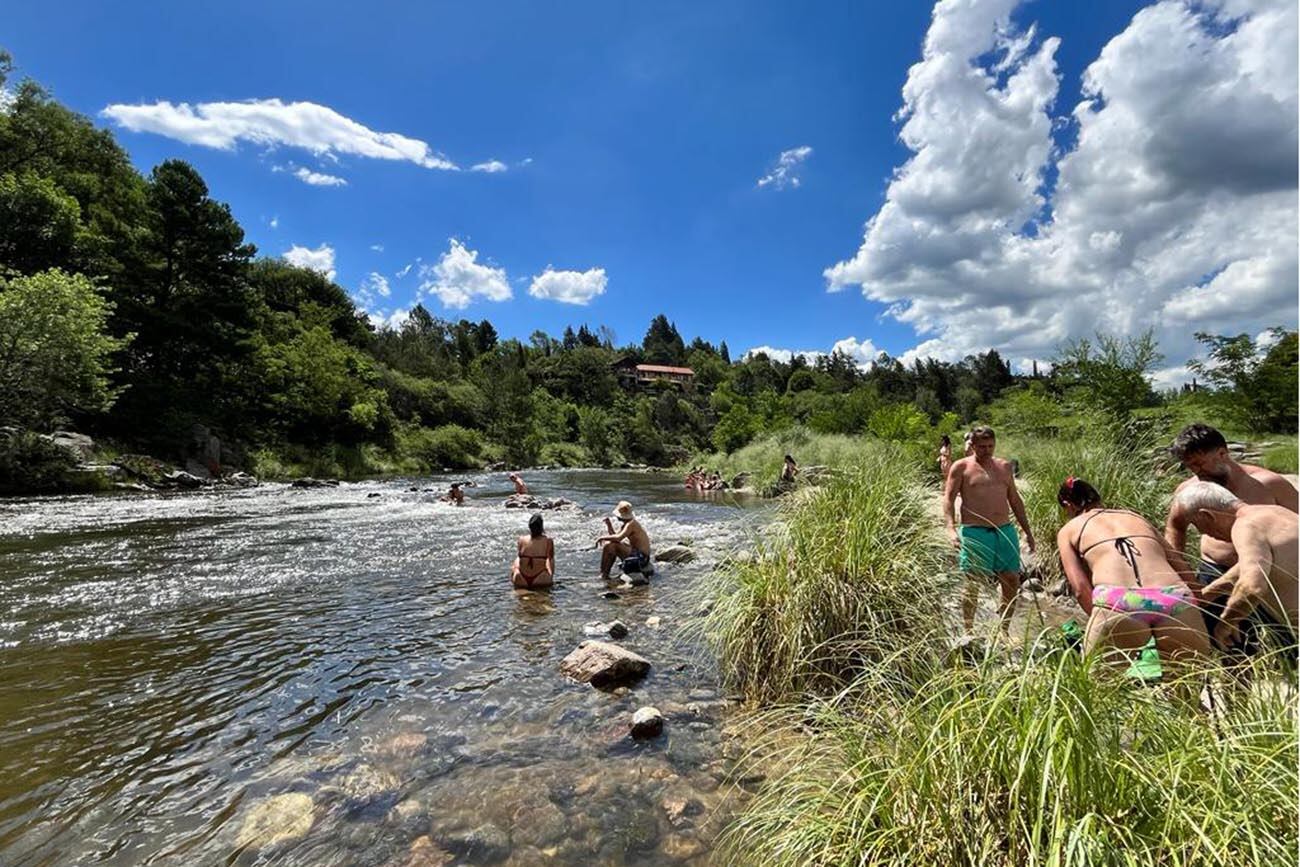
[
  {"left": 1260, "top": 438, "right": 1298, "bottom": 475},
  {"left": 721, "top": 651, "right": 1297, "bottom": 867},
  {"left": 688, "top": 427, "right": 887, "bottom": 486},
  {"left": 702, "top": 443, "right": 953, "bottom": 702}
]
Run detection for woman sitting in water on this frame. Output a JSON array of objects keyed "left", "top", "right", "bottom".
[
  {"left": 511, "top": 512, "right": 554, "bottom": 590},
  {"left": 1057, "top": 476, "right": 1210, "bottom": 667}
]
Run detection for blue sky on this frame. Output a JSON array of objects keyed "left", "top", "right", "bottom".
[{"left": 5, "top": 0, "right": 1295, "bottom": 376}]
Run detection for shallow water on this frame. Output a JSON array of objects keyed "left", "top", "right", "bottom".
[{"left": 0, "top": 470, "right": 767, "bottom": 865}]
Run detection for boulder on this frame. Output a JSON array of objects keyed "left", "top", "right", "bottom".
[
  {"left": 503, "top": 494, "right": 577, "bottom": 510},
  {"left": 655, "top": 545, "right": 695, "bottom": 564},
  {"left": 583, "top": 620, "right": 629, "bottom": 639},
  {"left": 185, "top": 458, "right": 214, "bottom": 480},
  {"left": 630, "top": 706, "right": 664, "bottom": 739},
  {"left": 163, "top": 470, "right": 206, "bottom": 489},
  {"left": 439, "top": 823, "right": 511, "bottom": 864},
  {"left": 560, "top": 640, "right": 650, "bottom": 688},
  {"left": 395, "top": 835, "right": 453, "bottom": 867},
  {"left": 47, "top": 431, "right": 95, "bottom": 461},
  {"left": 235, "top": 792, "right": 315, "bottom": 850},
  {"left": 291, "top": 477, "right": 340, "bottom": 488},
  {"left": 223, "top": 471, "right": 259, "bottom": 487}
]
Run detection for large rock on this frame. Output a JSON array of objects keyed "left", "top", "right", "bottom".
[
  {"left": 222, "top": 471, "right": 259, "bottom": 488},
  {"left": 47, "top": 431, "right": 95, "bottom": 461},
  {"left": 163, "top": 470, "right": 206, "bottom": 489},
  {"left": 655, "top": 545, "right": 695, "bottom": 564},
  {"left": 630, "top": 706, "right": 664, "bottom": 739},
  {"left": 235, "top": 792, "right": 315, "bottom": 850},
  {"left": 560, "top": 640, "right": 650, "bottom": 688},
  {"left": 503, "top": 494, "right": 577, "bottom": 510},
  {"left": 291, "top": 477, "right": 340, "bottom": 488},
  {"left": 439, "top": 823, "right": 511, "bottom": 864}
]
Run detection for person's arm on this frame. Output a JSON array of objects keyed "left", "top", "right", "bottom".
[
  {"left": 1215, "top": 525, "right": 1275, "bottom": 648},
  {"left": 1007, "top": 469, "right": 1036, "bottom": 552},
  {"left": 1163, "top": 495, "right": 1197, "bottom": 583},
  {"left": 1261, "top": 470, "right": 1300, "bottom": 513},
  {"left": 597, "top": 523, "right": 632, "bottom": 544},
  {"left": 942, "top": 461, "right": 961, "bottom": 548},
  {"left": 546, "top": 538, "right": 555, "bottom": 578},
  {"left": 1057, "top": 523, "right": 1093, "bottom": 614}
]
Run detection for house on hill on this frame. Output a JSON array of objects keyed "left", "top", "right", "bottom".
[{"left": 612, "top": 357, "right": 695, "bottom": 388}]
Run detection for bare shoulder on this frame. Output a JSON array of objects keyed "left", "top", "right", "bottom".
[{"left": 1243, "top": 463, "right": 1296, "bottom": 491}]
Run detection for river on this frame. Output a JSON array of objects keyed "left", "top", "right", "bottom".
[{"left": 0, "top": 470, "right": 766, "bottom": 866}]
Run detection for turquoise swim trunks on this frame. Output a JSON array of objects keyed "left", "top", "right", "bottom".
[{"left": 959, "top": 524, "right": 1021, "bottom": 577}]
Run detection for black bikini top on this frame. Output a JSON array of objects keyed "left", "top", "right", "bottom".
[{"left": 1072, "top": 508, "right": 1165, "bottom": 586}]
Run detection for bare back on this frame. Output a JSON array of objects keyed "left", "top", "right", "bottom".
[
  {"left": 517, "top": 534, "right": 553, "bottom": 578},
  {"left": 1066, "top": 509, "right": 1184, "bottom": 590},
  {"left": 950, "top": 456, "right": 1015, "bottom": 527},
  {"left": 1172, "top": 464, "right": 1299, "bottom": 567},
  {"left": 622, "top": 519, "right": 652, "bottom": 557},
  {"left": 1235, "top": 504, "right": 1298, "bottom": 628}
]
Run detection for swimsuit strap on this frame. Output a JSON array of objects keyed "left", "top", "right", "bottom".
[{"left": 1073, "top": 509, "right": 1164, "bottom": 586}]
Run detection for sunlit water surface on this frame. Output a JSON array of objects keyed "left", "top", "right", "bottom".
[{"left": 0, "top": 470, "right": 767, "bottom": 865}]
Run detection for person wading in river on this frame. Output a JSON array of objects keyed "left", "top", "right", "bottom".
[
  {"left": 944, "top": 426, "right": 1036, "bottom": 634},
  {"left": 511, "top": 512, "right": 555, "bottom": 589},
  {"left": 597, "top": 501, "right": 653, "bottom": 579},
  {"left": 508, "top": 472, "right": 529, "bottom": 495}
]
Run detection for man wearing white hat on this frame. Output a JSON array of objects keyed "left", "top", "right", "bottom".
[{"left": 597, "top": 500, "right": 654, "bottom": 579}]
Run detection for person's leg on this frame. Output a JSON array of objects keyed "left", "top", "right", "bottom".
[
  {"left": 1153, "top": 606, "right": 1213, "bottom": 705},
  {"left": 958, "top": 526, "right": 994, "bottom": 633},
  {"left": 1084, "top": 607, "right": 1152, "bottom": 669},
  {"left": 600, "top": 542, "right": 630, "bottom": 579},
  {"left": 961, "top": 579, "right": 980, "bottom": 633},
  {"left": 510, "top": 558, "right": 525, "bottom": 589},
  {"left": 995, "top": 571, "right": 1019, "bottom": 633}
]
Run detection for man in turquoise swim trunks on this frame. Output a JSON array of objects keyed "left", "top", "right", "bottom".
[{"left": 943, "top": 426, "right": 1036, "bottom": 634}]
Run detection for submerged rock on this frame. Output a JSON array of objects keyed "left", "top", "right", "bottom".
[
  {"left": 503, "top": 494, "right": 578, "bottom": 510},
  {"left": 395, "top": 835, "right": 452, "bottom": 867},
  {"left": 661, "top": 789, "right": 704, "bottom": 828},
  {"left": 644, "top": 615, "right": 662, "bottom": 628},
  {"left": 439, "top": 823, "right": 511, "bottom": 864},
  {"left": 630, "top": 706, "right": 665, "bottom": 739},
  {"left": 235, "top": 792, "right": 315, "bottom": 850},
  {"left": 560, "top": 640, "right": 650, "bottom": 688},
  {"left": 583, "top": 620, "right": 629, "bottom": 639},
  {"left": 655, "top": 544, "right": 696, "bottom": 564}
]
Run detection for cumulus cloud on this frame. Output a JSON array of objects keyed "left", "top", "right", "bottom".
[
  {"left": 757, "top": 145, "right": 813, "bottom": 189},
  {"left": 826, "top": 0, "right": 1298, "bottom": 370},
  {"left": 352, "top": 271, "right": 391, "bottom": 311},
  {"left": 471, "top": 159, "right": 508, "bottom": 173},
  {"left": 418, "top": 239, "right": 512, "bottom": 309},
  {"left": 102, "top": 98, "right": 459, "bottom": 170},
  {"left": 293, "top": 166, "right": 347, "bottom": 186},
  {"left": 745, "top": 335, "right": 879, "bottom": 368},
  {"left": 282, "top": 243, "right": 336, "bottom": 280},
  {"left": 367, "top": 307, "right": 412, "bottom": 330},
  {"left": 528, "top": 267, "right": 608, "bottom": 305}
]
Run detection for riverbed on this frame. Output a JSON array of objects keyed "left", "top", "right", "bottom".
[{"left": 0, "top": 470, "right": 767, "bottom": 865}]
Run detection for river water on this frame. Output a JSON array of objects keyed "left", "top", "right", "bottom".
[{"left": 0, "top": 470, "right": 766, "bottom": 866}]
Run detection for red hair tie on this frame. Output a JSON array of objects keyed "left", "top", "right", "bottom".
[{"left": 1065, "top": 475, "right": 1076, "bottom": 491}]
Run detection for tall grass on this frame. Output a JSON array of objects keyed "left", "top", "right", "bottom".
[
  {"left": 688, "top": 427, "right": 888, "bottom": 486},
  {"left": 701, "top": 443, "right": 953, "bottom": 702},
  {"left": 720, "top": 650, "right": 1298, "bottom": 866}
]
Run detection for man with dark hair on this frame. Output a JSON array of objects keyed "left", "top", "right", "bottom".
[
  {"left": 944, "top": 426, "right": 1036, "bottom": 633},
  {"left": 1165, "top": 423, "right": 1297, "bottom": 587}
]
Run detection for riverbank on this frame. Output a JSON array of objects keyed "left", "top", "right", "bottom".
[{"left": 699, "top": 435, "right": 1298, "bottom": 865}]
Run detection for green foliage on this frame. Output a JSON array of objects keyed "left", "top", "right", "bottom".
[
  {"left": 538, "top": 441, "right": 590, "bottom": 467},
  {"left": 983, "top": 382, "right": 1067, "bottom": 437},
  {"left": 0, "top": 428, "right": 77, "bottom": 493},
  {"left": 395, "top": 423, "right": 482, "bottom": 469},
  {"left": 0, "top": 269, "right": 130, "bottom": 429},
  {"left": 578, "top": 406, "right": 617, "bottom": 465},
  {"left": 1260, "top": 439, "right": 1299, "bottom": 475},
  {"left": 1189, "top": 329, "right": 1298, "bottom": 433},
  {"left": 722, "top": 652, "right": 1296, "bottom": 866},
  {"left": 866, "top": 402, "right": 930, "bottom": 441},
  {"left": 1053, "top": 330, "right": 1162, "bottom": 420},
  {"left": 0, "top": 172, "right": 82, "bottom": 273},
  {"left": 701, "top": 445, "right": 952, "bottom": 702},
  {"left": 712, "top": 402, "right": 760, "bottom": 453}
]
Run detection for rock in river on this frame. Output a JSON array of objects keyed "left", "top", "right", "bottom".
[
  {"left": 583, "top": 619, "right": 629, "bottom": 639},
  {"left": 439, "top": 823, "right": 511, "bottom": 864},
  {"left": 560, "top": 640, "right": 650, "bottom": 688},
  {"left": 235, "top": 792, "right": 315, "bottom": 850},
  {"left": 655, "top": 544, "right": 696, "bottom": 564},
  {"left": 291, "top": 477, "right": 340, "bottom": 488},
  {"left": 630, "top": 706, "right": 664, "bottom": 739}
]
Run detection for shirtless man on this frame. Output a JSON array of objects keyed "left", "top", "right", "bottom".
[
  {"left": 1164, "top": 424, "right": 1297, "bottom": 588},
  {"left": 944, "top": 426, "right": 1037, "bottom": 633},
  {"left": 597, "top": 500, "right": 653, "bottom": 579},
  {"left": 508, "top": 472, "right": 529, "bottom": 495},
  {"left": 444, "top": 482, "right": 465, "bottom": 505},
  {"left": 1175, "top": 481, "right": 1297, "bottom": 652}
]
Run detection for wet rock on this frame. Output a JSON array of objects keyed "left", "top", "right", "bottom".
[
  {"left": 508, "top": 798, "right": 568, "bottom": 848},
  {"left": 235, "top": 792, "right": 315, "bottom": 850},
  {"left": 686, "top": 688, "right": 716, "bottom": 702},
  {"left": 600, "top": 591, "right": 621, "bottom": 600},
  {"left": 685, "top": 700, "right": 729, "bottom": 719},
  {"left": 661, "top": 789, "right": 705, "bottom": 828},
  {"left": 322, "top": 763, "right": 401, "bottom": 814},
  {"left": 503, "top": 494, "right": 577, "bottom": 510},
  {"left": 46, "top": 430, "right": 96, "bottom": 461},
  {"left": 386, "top": 798, "right": 430, "bottom": 837},
  {"left": 644, "top": 615, "right": 662, "bottom": 628},
  {"left": 112, "top": 482, "right": 151, "bottom": 493},
  {"left": 163, "top": 470, "right": 206, "bottom": 489},
  {"left": 367, "top": 491, "right": 383, "bottom": 498},
  {"left": 395, "top": 835, "right": 452, "bottom": 867},
  {"left": 583, "top": 619, "right": 629, "bottom": 639},
  {"left": 622, "top": 571, "right": 652, "bottom": 586},
  {"left": 655, "top": 544, "right": 696, "bottom": 564},
  {"left": 630, "top": 706, "right": 664, "bottom": 739},
  {"left": 440, "top": 823, "right": 511, "bottom": 864},
  {"left": 380, "top": 732, "right": 429, "bottom": 758},
  {"left": 222, "top": 471, "right": 259, "bottom": 487},
  {"left": 560, "top": 640, "right": 651, "bottom": 688},
  {"left": 291, "top": 477, "right": 340, "bottom": 488}
]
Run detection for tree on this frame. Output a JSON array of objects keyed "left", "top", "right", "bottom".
[
  {"left": 0, "top": 172, "right": 82, "bottom": 273},
  {"left": 1190, "top": 329, "right": 1298, "bottom": 432},
  {"left": 719, "top": 340, "right": 731, "bottom": 365},
  {"left": 0, "top": 269, "right": 131, "bottom": 429},
  {"left": 1052, "top": 331, "right": 1161, "bottom": 421},
  {"left": 642, "top": 314, "right": 686, "bottom": 365}
]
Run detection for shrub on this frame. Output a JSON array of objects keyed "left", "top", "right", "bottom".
[
  {"left": 397, "top": 423, "right": 483, "bottom": 470},
  {"left": 0, "top": 428, "right": 77, "bottom": 493},
  {"left": 538, "top": 441, "right": 590, "bottom": 467}
]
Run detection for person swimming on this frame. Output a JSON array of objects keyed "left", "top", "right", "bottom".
[
  {"left": 511, "top": 512, "right": 554, "bottom": 590},
  {"left": 442, "top": 482, "right": 465, "bottom": 505}
]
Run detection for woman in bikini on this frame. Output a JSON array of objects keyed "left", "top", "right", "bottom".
[
  {"left": 511, "top": 512, "right": 555, "bottom": 590},
  {"left": 937, "top": 435, "right": 952, "bottom": 476},
  {"left": 1057, "top": 476, "right": 1210, "bottom": 668}
]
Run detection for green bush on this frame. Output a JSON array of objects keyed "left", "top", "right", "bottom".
[
  {"left": 0, "top": 428, "right": 78, "bottom": 493},
  {"left": 700, "top": 444, "right": 953, "bottom": 702},
  {"left": 538, "top": 441, "right": 590, "bottom": 467},
  {"left": 396, "top": 423, "right": 483, "bottom": 470},
  {"left": 722, "top": 652, "right": 1296, "bottom": 866}
]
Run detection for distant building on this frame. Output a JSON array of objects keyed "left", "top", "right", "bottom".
[{"left": 612, "top": 358, "right": 695, "bottom": 388}]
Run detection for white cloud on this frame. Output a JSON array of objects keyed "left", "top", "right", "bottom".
[
  {"left": 102, "top": 98, "right": 459, "bottom": 170},
  {"left": 353, "top": 271, "right": 391, "bottom": 312},
  {"left": 367, "top": 307, "right": 412, "bottom": 330},
  {"left": 826, "top": 0, "right": 1298, "bottom": 370},
  {"left": 282, "top": 243, "right": 336, "bottom": 280},
  {"left": 292, "top": 166, "right": 347, "bottom": 186},
  {"left": 268, "top": 215, "right": 279, "bottom": 229},
  {"left": 395, "top": 263, "right": 413, "bottom": 279},
  {"left": 745, "top": 335, "right": 878, "bottom": 368},
  {"left": 528, "top": 267, "right": 608, "bottom": 305},
  {"left": 370, "top": 243, "right": 384, "bottom": 252},
  {"left": 471, "top": 159, "right": 508, "bottom": 173},
  {"left": 418, "top": 239, "right": 512, "bottom": 309},
  {"left": 757, "top": 145, "right": 813, "bottom": 189}
]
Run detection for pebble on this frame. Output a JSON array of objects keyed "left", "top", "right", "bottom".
[{"left": 644, "top": 615, "right": 662, "bottom": 628}]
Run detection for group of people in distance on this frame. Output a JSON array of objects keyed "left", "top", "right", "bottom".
[
  {"left": 684, "top": 467, "right": 728, "bottom": 491},
  {"left": 944, "top": 423, "right": 1298, "bottom": 673}
]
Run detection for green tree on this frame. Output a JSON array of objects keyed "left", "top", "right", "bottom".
[
  {"left": 1189, "top": 329, "right": 1298, "bottom": 432},
  {"left": 1052, "top": 330, "right": 1161, "bottom": 421},
  {"left": 0, "top": 269, "right": 131, "bottom": 428},
  {"left": 0, "top": 172, "right": 81, "bottom": 273},
  {"left": 642, "top": 314, "right": 686, "bottom": 365}
]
